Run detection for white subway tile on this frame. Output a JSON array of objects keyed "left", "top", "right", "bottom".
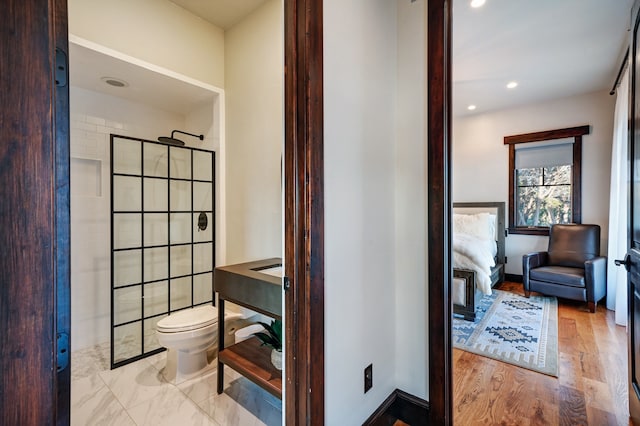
[
  {"left": 97, "top": 125, "right": 115, "bottom": 135},
  {"left": 70, "top": 112, "right": 86, "bottom": 123},
  {"left": 86, "top": 115, "right": 106, "bottom": 126},
  {"left": 106, "top": 120, "right": 124, "bottom": 130},
  {"left": 74, "top": 122, "right": 98, "bottom": 132}
]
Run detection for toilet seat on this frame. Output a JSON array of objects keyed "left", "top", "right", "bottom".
[{"left": 157, "top": 305, "right": 218, "bottom": 333}]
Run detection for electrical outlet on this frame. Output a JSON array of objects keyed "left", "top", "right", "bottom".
[{"left": 364, "top": 364, "right": 373, "bottom": 393}]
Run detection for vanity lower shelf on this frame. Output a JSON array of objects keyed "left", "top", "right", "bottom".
[{"left": 218, "top": 337, "right": 282, "bottom": 399}]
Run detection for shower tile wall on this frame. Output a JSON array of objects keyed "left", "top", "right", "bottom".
[{"left": 70, "top": 86, "right": 196, "bottom": 352}]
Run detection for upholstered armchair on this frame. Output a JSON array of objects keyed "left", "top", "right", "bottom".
[{"left": 522, "top": 224, "right": 606, "bottom": 313}]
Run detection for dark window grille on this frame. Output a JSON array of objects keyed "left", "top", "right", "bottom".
[
  {"left": 515, "top": 165, "right": 572, "bottom": 227},
  {"left": 110, "top": 134, "right": 215, "bottom": 369}
]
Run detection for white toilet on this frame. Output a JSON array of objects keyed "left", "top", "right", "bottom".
[{"left": 156, "top": 305, "right": 245, "bottom": 383}]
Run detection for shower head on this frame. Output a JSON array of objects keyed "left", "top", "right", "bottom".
[{"left": 158, "top": 130, "right": 204, "bottom": 146}]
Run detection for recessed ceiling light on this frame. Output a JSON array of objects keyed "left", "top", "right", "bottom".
[
  {"left": 506, "top": 81, "right": 518, "bottom": 89},
  {"left": 467, "top": 105, "right": 477, "bottom": 111},
  {"left": 101, "top": 77, "right": 129, "bottom": 88},
  {"left": 471, "top": 0, "right": 486, "bottom": 8}
]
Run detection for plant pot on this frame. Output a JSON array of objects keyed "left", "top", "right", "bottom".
[{"left": 271, "top": 349, "right": 283, "bottom": 370}]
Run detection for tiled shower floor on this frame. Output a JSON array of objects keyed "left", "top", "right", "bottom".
[{"left": 71, "top": 343, "right": 282, "bottom": 426}]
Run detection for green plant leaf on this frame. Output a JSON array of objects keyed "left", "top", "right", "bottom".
[
  {"left": 253, "top": 332, "right": 276, "bottom": 347},
  {"left": 253, "top": 320, "right": 282, "bottom": 351},
  {"left": 273, "top": 319, "right": 282, "bottom": 344}
]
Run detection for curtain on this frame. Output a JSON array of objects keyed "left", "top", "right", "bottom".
[{"left": 606, "top": 68, "right": 629, "bottom": 326}]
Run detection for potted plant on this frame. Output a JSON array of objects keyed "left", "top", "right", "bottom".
[{"left": 253, "top": 319, "right": 283, "bottom": 370}]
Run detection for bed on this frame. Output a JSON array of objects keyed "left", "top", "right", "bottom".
[{"left": 452, "top": 202, "right": 506, "bottom": 321}]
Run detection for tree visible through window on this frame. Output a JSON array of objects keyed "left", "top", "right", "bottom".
[
  {"left": 516, "top": 165, "right": 572, "bottom": 227},
  {"left": 504, "top": 126, "right": 588, "bottom": 236}
]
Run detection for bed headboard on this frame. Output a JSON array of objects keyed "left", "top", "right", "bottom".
[{"left": 452, "top": 202, "right": 506, "bottom": 265}]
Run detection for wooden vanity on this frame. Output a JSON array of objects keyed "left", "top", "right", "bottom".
[{"left": 214, "top": 258, "right": 282, "bottom": 398}]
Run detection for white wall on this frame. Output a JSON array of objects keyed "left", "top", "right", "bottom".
[
  {"left": 186, "top": 99, "right": 226, "bottom": 267},
  {"left": 68, "top": 0, "right": 225, "bottom": 88},
  {"left": 453, "top": 90, "right": 615, "bottom": 275},
  {"left": 324, "top": 0, "right": 400, "bottom": 423},
  {"left": 70, "top": 86, "right": 186, "bottom": 350},
  {"left": 395, "top": 0, "right": 428, "bottom": 399},
  {"left": 224, "top": 0, "right": 283, "bottom": 264}
]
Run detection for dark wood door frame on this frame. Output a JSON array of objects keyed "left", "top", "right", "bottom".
[
  {"left": 0, "top": 0, "right": 70, "bottom": 424},
  {"left": 284, "top": 0, "right": 452, "bottom": 424},
  {"left": 284, "top": 0, "right": 325, "bottom": 424},
  {"left": 54, "top": 0, "right": 72, "bottom": 423},
  {"left": 428, "top": 0, "right": 453, "bottom": 425}
]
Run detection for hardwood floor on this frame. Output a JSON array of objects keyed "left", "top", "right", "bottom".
[{"left": 453, "top": 282, "right": 629, "bottom": 426}]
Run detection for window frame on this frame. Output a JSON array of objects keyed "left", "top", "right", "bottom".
[{"left": 504, "top": 125, "right": 589, "bottom": 236}]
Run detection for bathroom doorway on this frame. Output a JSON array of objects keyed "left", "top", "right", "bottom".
[
  {"left": 67, "top": 1, "right": 287, "bottom": 424},
  {"left": 0, "top": 0, "right": 325, "bottom": 423}
]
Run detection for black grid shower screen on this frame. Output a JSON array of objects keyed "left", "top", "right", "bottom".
[{"left": 110, "top": 134, "right": 215, "bottom": 368}]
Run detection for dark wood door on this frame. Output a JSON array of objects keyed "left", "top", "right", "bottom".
[
  {"left": 628, "top": 1, "right": 640, "bottom": 423},
  {"left": 0, "top": 0, "right": 70, "bottom": 424}
]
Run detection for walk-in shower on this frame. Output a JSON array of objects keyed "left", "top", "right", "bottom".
[{"left": 110, "top": 134, "right": 215, "bottom": 368}]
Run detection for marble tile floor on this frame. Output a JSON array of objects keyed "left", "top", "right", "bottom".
[{"left": 71, "top": 343, "right": 282, "bottom": 426}]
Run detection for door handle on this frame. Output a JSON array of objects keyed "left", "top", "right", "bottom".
[{"left": 615, "top": 254, "right": 631, "bottom": 272}]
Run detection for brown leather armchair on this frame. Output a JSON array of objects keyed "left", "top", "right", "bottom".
[{"left": 522, "top": 224, "right": 606, "bottom": 313}]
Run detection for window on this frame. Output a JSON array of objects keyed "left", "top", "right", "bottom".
[
  {"left": 504, "top": 126, "right": 589, "bottom": 236},
  {"left": 515, "top": 141, "right": 573, "bottom": 227}
]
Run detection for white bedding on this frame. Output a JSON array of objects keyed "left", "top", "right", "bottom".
[
  {"left": 453, "top": 212, "right": 497, "bottom": 256},
  {"left": 452, "top": 211, "right": 499, "bottom": 296},
  {"left": 452, "top": 232, "right": 495, "bottom": 295}
]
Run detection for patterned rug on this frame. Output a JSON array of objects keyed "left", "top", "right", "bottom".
[{"left": 453, "top": 289, "right": 558, "bottom": 376}]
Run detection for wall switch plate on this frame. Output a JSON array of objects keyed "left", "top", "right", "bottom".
[{"left": 364, "top": 364, "right": 373, "bottom": 393}]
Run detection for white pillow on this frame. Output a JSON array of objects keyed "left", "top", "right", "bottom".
[
  {"left": 453, "top": 213, "right": 494, "bottom": 241},
  {"left": 487, "top": 214, "right": 497, "bottom": 241}
]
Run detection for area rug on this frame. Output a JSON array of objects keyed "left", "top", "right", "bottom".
[{"left": 453, "top": 289, "right": 558, "bottom": 376}]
